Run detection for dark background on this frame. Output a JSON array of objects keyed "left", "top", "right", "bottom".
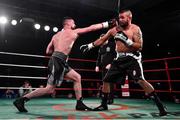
[
  {"left": 0, "top": 0, "right": 179, "bottom": 58},
  {"left": 0, "top": 0, "right": 180, "bottom": 100}
]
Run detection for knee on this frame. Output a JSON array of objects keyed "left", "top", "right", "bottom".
[
  {"left": 75, "top": 74, "right": 81, "bottom": 83},
  {"left": 104, "top": 82, "right": 110, "bottom": 86},
  {"left": 138, "top": 79, "right": 151, "bottom": 86},
  {"left": 45, "top": 86, "right": 55, "bottom": 94},
  {"left": 137, "top": 79, "right": 155, "bottom": 90},
  {"left": 137, "top": 79, "right": 144, "bottom": 85},
  {"left": 48, "top": 88, "right": 55, "bottom": 94}
]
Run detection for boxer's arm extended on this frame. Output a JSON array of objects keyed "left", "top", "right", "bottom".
[{"left": 75, "top": 19, "right": 116, "bottom": 35}]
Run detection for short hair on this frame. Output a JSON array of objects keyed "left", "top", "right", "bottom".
[
  {"left": 24, "top": 80, "right": 30, "bottom": 84},
  {"left": 62, "top": 16, "right": 73, "bottom": 26},
  {"left": 120, "top": 9, "right": 132, "bottom": 18}
]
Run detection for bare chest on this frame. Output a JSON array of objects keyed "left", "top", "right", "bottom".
[{"left": 122, "top": 30, "right": 134, "bottom": 40}]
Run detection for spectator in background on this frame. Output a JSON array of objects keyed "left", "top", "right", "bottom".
[
  {"left": 19, "top": 80, "right": 32, "bottom": 97},
  {"left": 5, "top": 89, "right": 16, "bottom": 98},
  {"left": 39, "top": 85, "right": 45, "bottom": 88}
]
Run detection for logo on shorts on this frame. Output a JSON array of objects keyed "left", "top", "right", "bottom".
[
  {"left": 106, "top": 47, "right": 110, "bottom": 52},
  {"left": 133, "top": 70, "right": 136, "bottom": 76}
]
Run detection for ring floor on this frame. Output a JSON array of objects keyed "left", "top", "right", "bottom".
[{"left": 0, "top": 98, "right": 180, "bottom": 119}]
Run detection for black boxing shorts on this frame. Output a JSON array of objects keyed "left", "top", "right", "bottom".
[
  {"left": 103, "top": 55, "right": 145, "bottom": 85},
  {"left": 47, "top": 51, "right": 71, "bottom": 86}
]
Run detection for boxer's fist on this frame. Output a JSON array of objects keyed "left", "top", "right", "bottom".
[
  {"left": 80, "top": 43, "right": 95, "bottom": 53},
  {"left": 95, "top": 66, "right": 100, "bottom": 72},
  {"left": 108, "top": 19, "right": 117, "bottom": 28},
  {"left": 102, "top": 19, "right": 116, "bottom": 28},
  {"left": 105, "top": 64, "right": 111, "bottom": 70}
]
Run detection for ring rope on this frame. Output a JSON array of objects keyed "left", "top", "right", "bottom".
[
  {"left": 0, "top": 75, "right": 47, "bottom": 79},
  {"left": 0, "top": 74, "right": 179, "bottom": 83},
  {"left": 0, "top": 63, "right": 99, "bottom": 71},
  {"left": 1, "top": 63, "right": 179, "bottom": 72},
  {"left": 1, "top": 51, "right": 180, "bottom": 63},
  {"left": 144, "top": 68, "right": 180, "bottom": 72},
  {"left": 0, "top": 51, "right": 179, "bottom": 94},
  {"left": 0, "top": 75, "right": 102, "bottom": 82},
  {"left": 0, "top": 51, "right": 49, "bottom": 58},
  {"left": 0, "top": 63, "right": 47, "bottom": 69},
  {"left": 143, "top": 56, "right": 180, "bottom": 62},
  {"left": 0, "top": 87, "right": 37, "bottom": 90},
  {"left": 0, "top": 87, "right": 100, "bottom": 91},
  {"left": 0, "top": 87, "right": 180, "bottom": 93},
  {"left": 0, "top": 51, "right": 96, "bottom": 62}
]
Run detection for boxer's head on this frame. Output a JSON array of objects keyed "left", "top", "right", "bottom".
[
  {"left": 118, "top": 9, "right": 132, "bottom": 28},
  {"left": 62, "top": 16, "right": 76, "bottom": 29}
]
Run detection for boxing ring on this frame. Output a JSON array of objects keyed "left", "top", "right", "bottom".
[{"left": 0, "top": 51, "right": 180, "bottom": 119}]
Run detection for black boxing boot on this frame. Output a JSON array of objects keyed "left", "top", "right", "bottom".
[
  {"left": 149, "top": 91, "right": 167, "bottom": 116},
  {"left": 93, "top": 92, "right": 108, "bottom": 111},
  {"left": 76, "top": 97, "right": 92, "bottom": 111},
  {"left": 13, "top": 97, "right": 29, "bottom": 112}
]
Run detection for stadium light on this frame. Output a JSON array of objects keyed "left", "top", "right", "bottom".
[
  {"left": 34, "top": 23, "right": 41, "bottom": 30},
  {"left": 11, "top": 20, "right": 17, "bottom": 25},
  {"left": 44, "top": 25, "right": 50, "bottom": 31},
  {"left": 0, "top": 16, "right": 8, "bottom": 24},
  {"left": 53, "top": 27, "right": 58, "bottom": 32}
]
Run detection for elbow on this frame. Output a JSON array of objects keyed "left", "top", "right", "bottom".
[
  {"left": 131, "top": 44, "right": 142, "bottom": 51},
  {"left": 138, "top": 46, "right": 143, "bottom": 51},
  {"left": 133, "top": 43, "right": 142, "bottom": 51},
  {"left": 139, "top": 44, "right": 143, "bottom": 51},
  {"left": 46, "top": 48, "right": 49, "bottom": 54},
  {"left": 46, "top": 49, "right": 51, "bottom": 55},
  {"left": 46, "top": 50, "right": 48, "bottom": 55}
]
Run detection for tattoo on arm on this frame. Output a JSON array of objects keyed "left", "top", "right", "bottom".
[
  {"left": 134, "top": 28, "right": 142, "bottom": 41},
  {"left": 133, "top": 28, "right": 143, "bottom": 50}
]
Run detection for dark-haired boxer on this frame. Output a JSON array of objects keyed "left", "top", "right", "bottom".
[
  {"left": 13, "top": 16, "right": 116, "bottom": 112},
  {"left": 80, "top": 10, "right": 167, "bottom": 116}
]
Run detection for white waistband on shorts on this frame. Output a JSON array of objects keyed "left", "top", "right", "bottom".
[
  {"left": 116, "top": 52, "right": 133, "bottom": 57},
  {"left": 116, "top": 52, "right": 142, "bottom": 60}
]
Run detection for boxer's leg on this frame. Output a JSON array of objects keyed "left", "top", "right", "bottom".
[
  {"left": 65, "top": 69, "right": 92, "bottom": 111},
  {"left": 13, "top": 84, "right": 55, "bottom": 112}
]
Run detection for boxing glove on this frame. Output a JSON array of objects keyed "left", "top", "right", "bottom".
[
  {"left": 102, "top": 19, "right": 116, "bottom": 28},
  {"left": 80, "top": 43, "right": 95, "bottom": 53},
  {"left": 114, "top": 31, "right": 133, "bottom": 46}
]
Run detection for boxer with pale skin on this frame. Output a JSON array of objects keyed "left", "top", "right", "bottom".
[{"left": 13, "top": 16, "right": 116, "bottom": 112}]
